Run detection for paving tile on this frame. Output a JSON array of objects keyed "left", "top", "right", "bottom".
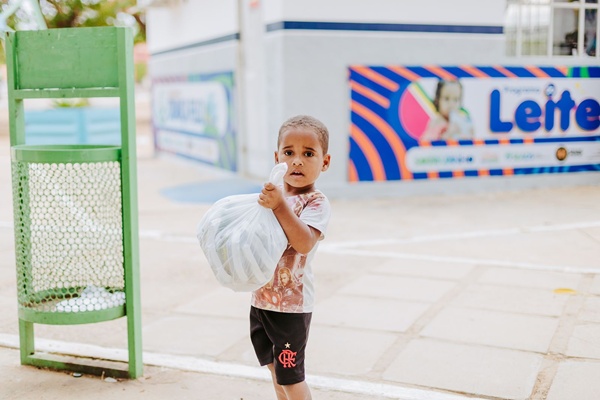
[
  {"left": 479, "top": 267, "right": 582, "bottom": 291},
  {"left": 313, "top": 252, "right": 387, "bottom": 297},
  {"left": 579, "top": 296, "right": 600, "bottom": 323},
  {"left": 307, "top": 325, "right": 398, "bottom": 376},
  {"left": 314, "top": 251, "right": 388, "bottom": 275},
  {"left": 139, "top": 240, "right": 217, "bottom": 312},
  {"left": 143, "top": 315, "right": 248, "bottom": 358},
  {"left": 0, "top": 319, "right": 16, "bottom": 334},
  {"left": 0, "top": 295, "right": 18, "bottom": 333},
  {"left": 0, "top": 231, "right": 15, "bottom": 253},
  {"left": 566, "top": 323, "right": 600, "bottom": 360},
  {"left": 451, "top": 284, "right": 568, "bottom": 317},
  {"left": 369, "top": 231, "right": 598, "bottom": 271},
  {"left": 421, "top": 307, "right": 558, "bottom": 353},
  {"left": 0, "top": 281, "right": 16, "bottom": 297},
  {"left": 174, "top": 287, "right": 251, "bottom": 320},
  {"left": 546, "top": 360, "right": 600, "bottom": 400},
  {"left": 0, "top": 251, "right": 16, "bottom": 291},
  {"left": 219, "top": 336, "right": 259, "bottom": 365},
  {"left": 590, "top": 275, "right": 600, "bottom": 295},
  {"left": 338, "top": 274, "right": 456, "bottom": 303},
  {"left": 383, "top": 338, "right": 543, "bottom": 399},
  {"left": 33, "top": 317, "right": 128, "bottom": 349},
  {"left": 374, "top": 259, "right": 474, "bottom": 280},
  {"left": 313, "top": 295, "right": 429, "bottom": 333},
  {"left": 581, "top": 226, "right": 600, "bottom": 243}
]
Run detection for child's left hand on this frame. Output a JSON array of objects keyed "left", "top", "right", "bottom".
[{"left": 258, "top": 182, "right": 285, "bottom": 211}]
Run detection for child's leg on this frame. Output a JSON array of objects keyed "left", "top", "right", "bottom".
[
  {"left": 267, "top": 363, "right": 312, "bottom": 400},
  {"left": 267, "top": 363, "right": 288, "bottom": 400},
  {"left": 281, "top": 380, "right": 311, "bottom": 400}
]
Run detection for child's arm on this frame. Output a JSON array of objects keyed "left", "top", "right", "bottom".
[{"left": 259, "top": 183, "right": 321, "bottom": 254}]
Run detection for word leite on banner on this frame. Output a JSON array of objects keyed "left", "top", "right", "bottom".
[{"left": 490, "top": 85, "right": 600, "bottom": 134}]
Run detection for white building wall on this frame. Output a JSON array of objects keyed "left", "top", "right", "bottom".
[
  {"left": 262, "top": 0, "right": 505, "bottom": 26},
  {"left": 146, "top": 0, "right": 238, "bottom": 54},
  {"left": 146, "top": 0, "right": 600, "bottom": 197}
]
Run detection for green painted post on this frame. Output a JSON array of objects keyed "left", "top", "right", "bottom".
[
  {"left": 5, "top": 30, "right": 33, "bottom": 366},
  {"left": 117, "top": 28, "right": 143, "bottom": 380},
  {"left": 5, "top": 27, "right": 142, "bottom": 379},
  {"left": 5, "top": 31, "right": 25, "bottom": 146}
]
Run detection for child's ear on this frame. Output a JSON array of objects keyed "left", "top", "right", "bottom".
[
  {"left": 321, "top": 154, "right": 331, "bottom": 171},
  {"left": 274, "top": 151, "right": 279, "bottom": 164}
]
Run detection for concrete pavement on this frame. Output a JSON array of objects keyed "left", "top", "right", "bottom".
[{"left": 1, "top": 134, "right": 600, "bottom": 400}]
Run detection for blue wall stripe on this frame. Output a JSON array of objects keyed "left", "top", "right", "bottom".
[
  {"left": 267, "top": 21, "right": 503, "bottom": 35},
  {"left": 152, "top": 21, "right": 503, "bottom": 56},
  {"left": 151, "top": 33, "right": 240, "bottom": 56}
]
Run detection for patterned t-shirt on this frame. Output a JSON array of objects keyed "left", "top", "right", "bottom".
[{"left": 251, "top": 190, "right": 330, "bottom": 313}]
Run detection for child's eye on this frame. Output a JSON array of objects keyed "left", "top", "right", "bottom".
[
  {"left": 284, "top": 150, "right": 293, "bottom": 156},
  {"left": 304, "top": 151, "right": 314, "bottom": 157}
]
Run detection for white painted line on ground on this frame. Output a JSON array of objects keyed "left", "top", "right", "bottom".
[
  {"left": 0, "top": 334, "right": 482, "bottom": 400},
  {"left": 146, "top": 219, "right": 600, "bottom": 249},
  {"left": 322, "top": 220, "right": 600, "bottom": 249},
  {"left": 527, "top": 220, "right": 600, "bottom": 232},
  {"left": 2, "top": 220, "right": 599, "bottom": 247},
  {"left": 322, "top": 229, "right": 523, "bottom": 249},
  {"left": 319, "top": 248, "right": 600, "bottom": 274}
]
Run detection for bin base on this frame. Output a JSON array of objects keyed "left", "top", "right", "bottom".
[
  {"left": 18, "top": 317, "right": 142, "bottom": 379},
  {"left": 22, "top": 350, "right": 131, "bottom": 379}
]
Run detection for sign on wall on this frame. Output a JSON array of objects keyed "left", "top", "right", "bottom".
[
  {"left": 349, "top": 65, "right": 600, "bottom": 181},
  {"left": 152, "top": 72, "right": 236, "bottom": 171}
]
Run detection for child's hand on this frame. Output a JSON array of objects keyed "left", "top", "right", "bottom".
[{"left": 258, "top": 182, "right": 284, "bottom": 210}]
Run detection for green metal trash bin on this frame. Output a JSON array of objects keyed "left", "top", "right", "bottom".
[
  {"left": 12, "top": 145, "right": 126, "bottom": 325},
  {"left": 6, "top": 27, "right": 142, "bottom": 379}
]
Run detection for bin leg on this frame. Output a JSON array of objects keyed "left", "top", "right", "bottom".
[
  {"left": 126, "top": 310, "right": 142, "bottom": 378},
  {"left": 125, "top": 255, "right": 143, "bottom": 379},
  {"left": 18, "top": 319, "right": 35, "bottom": 365}
]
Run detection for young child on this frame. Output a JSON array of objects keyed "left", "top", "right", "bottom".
[
  {"left": 421, "top": 79, "right": 474, "bottom": 141},
  {"left": 251, "top": 115, "right": 331, "bottom": 400}
]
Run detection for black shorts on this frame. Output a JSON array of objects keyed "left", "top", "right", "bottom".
[{"left": 249, "top": 306, "right": 312, "bottom": 386}]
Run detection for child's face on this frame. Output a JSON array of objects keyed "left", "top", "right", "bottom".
[
  {"left": 438, "top": 83, "right": 462, "bottom": 118},
  {"left": 275, "top": 128, "right": 330, "bottom": 195}
]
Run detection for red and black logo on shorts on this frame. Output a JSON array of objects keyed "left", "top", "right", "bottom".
[{"left": 278, "top": 343, "right": 297, "bottom": 368}]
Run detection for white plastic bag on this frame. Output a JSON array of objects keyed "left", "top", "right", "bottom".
[{"left": 196, "top": 163, "right": 288, "bottom": 291}]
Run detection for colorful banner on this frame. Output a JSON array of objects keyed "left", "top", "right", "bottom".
[
  {"left": 349, "top": 66, "right": 600, "bottom": 181},
  {"left": 152, "top": 72, "right": 237, "bottom": 171}
]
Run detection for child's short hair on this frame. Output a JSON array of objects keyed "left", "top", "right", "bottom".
[{"left": 278, "top": 115, "right": 329, "bottom": 154}]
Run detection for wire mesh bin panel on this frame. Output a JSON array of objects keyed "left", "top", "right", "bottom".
[{"left": 11, "top": 145, "right": 126, "bottom": 325}]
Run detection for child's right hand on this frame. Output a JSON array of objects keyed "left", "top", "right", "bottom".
[{"left": 258, "top": 182, "right": 285, "bottom": 211}]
